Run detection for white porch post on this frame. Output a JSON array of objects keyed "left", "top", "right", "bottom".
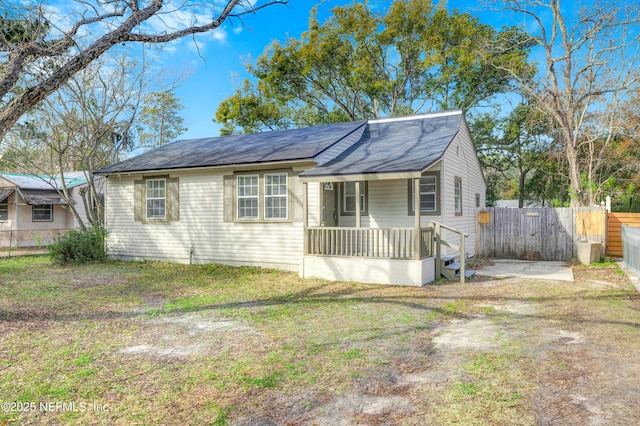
[
  {"left": 355, "top": 181, "right": 361, "bottom": 228},
  {"left": 414, "top": 177, "right": 421, "bottom": 260},
  {"left": 303, "top": 182, "right": 308, "bottom": 255}
]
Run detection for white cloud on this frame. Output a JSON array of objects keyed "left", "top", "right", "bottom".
[
  {"left": 211, "top": 27, "right": 229, "bottom": 44},
  {"left": 233, "top": 27, "right": 243, "bottom": 35}
]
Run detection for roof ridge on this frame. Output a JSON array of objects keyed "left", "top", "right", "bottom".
[
  {"left": 311, "top": 121, "right": 368, "bottom": 166},
  {"left": 367, "top": 110, "right": 462, "bottom": 124}
]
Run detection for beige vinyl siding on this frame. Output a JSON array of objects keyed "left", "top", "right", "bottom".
[
  {"left": 439, "top": 122, "right": 486, "bottom": 257},
  {"left": 337, "top": 164, "right": 444, "bottom": 229},
  {"left": 366, "top": 179, "right": 444, "bottom": 228},
  {"left": 105, "top": 170, "right": 305, "bottom": 271}
]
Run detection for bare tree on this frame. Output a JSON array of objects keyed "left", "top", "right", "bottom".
[
  {"left": 489, "top": 0, "right": 640, "bottom": 206},
  {"left": 2, "top": 52, "right": 161, "bottom": 229},
  {"left": 0, "top": 0, "right": 287, "bottom": 140}
]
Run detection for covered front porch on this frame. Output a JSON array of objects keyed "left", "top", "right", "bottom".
[
  {"left": 299, "top": 172, "right": 466, "bottom": 286},
  {"left": 303, "top": 225, "right": 436, "bottom": 286}
]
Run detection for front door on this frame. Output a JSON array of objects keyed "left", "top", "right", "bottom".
[{"left": 322, "top": 182, "right": 338, "bottom": 227}]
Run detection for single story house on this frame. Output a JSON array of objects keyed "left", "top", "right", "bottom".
[
  {"left": 0, "top": 172, "right": 101, "bottom": 248},
  {"left": 96, "top": 110, "right": 486, "bottom": 286}
]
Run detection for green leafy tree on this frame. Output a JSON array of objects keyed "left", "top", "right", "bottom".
[
  {"left": 215, "top": 0, "right": 533, "bottom": 134},
  {"left": 472, "top": 104, "right": 550, "bottom": 207},
  {"left": 138, "top": 91, "right": 188, "bottom": 149}
]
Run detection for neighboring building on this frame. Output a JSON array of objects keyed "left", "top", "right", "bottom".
[
  {"left": 494, "top": 199, "right": 544, "bottom": 208},
  {"left": 0, "top": 172, "right": 101, "bottom": 248},
  {"left": 96, "top": 110, "right": 486, "bottom": 286}
]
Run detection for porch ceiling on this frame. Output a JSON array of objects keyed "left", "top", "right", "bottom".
[
  {"left": 299, "top": 161, "right": 441, "bottom": 183},
  {"left": 299, "top": 170, "right": 421, "bottom": 183}
]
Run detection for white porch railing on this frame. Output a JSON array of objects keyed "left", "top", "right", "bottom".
[
  {"left": 306, "top": 227, "right": 433, "bottom": 259},
  {"left": 430, "top": 221, "right": 469, "bottom": 283}
]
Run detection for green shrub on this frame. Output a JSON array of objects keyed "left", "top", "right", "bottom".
[{"left": 49, "top": 227, "right": 106, "bottom": 265}]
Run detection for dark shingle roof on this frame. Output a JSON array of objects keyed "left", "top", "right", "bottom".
[
  {"left": 302, "top": 111, "right": 462, "bottom": 178},
  {"left": 97, "top": 121, "right": 366, "bottom": 174},
  {"left": 96, "top": 110, "right": 463, "bottom": 177}
]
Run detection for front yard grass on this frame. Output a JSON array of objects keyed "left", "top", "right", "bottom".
[{"left": 1, "top": 256, "right": 639, "bottom": 425}]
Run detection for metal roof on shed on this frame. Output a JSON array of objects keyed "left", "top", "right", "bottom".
[{"left": 0, "top": 172, "right": 90, "bottom": 190}]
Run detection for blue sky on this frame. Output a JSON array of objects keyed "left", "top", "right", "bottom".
[
  {"left": 169, "top": 0, "right": 345, "bottom": 139},
  {"left": 169, "top": 0, "right": 366, "bottom": 139},
  {"left": 164, "top": 0, "right": 498, "bottom": 140}
]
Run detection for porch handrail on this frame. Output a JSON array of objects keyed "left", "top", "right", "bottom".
[
  {"left": 430, "top": 221, "right": 469, "bottom": 283},
  {"left": 306, "top": 226, "right": 433, "bottom": 260}
]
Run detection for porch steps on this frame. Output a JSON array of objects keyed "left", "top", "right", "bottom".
[{"left": 440, "top": 256, "right": 476, "bottom": 282}]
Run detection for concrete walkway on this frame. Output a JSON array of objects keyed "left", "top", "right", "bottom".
[
  {"left": 475, "top": 259, "right": 575, "bottom": 282},
  {"left": 617, "top": 262, "right": 640, "bottom": 293}
]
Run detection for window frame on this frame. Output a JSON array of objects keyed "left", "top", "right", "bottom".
[
  {"left": 134, "top": 176, "right": 179, "bottom": 223},
  {"left": 32, "top": 204, "right": 53, "bottom": 222},
  {"left": 0, "top": 200, "right": 7, "bottom": 222},
  {"left": 145, "top": 178, "right": 167, "bottom": 220},
  {"left": 264, "top": 172, "right": 288, "bottom": 220},
  {"left": 233, "top": 170, "right": 291, "bottom": 222},
  {"left": 236, "top": 174, "right": 260, "bottom": 220},
  {"left": 454, "top": 177, "right": 463, "bottom": 216},
  {"left": 340, "top": 181, "right": 368, "bottom": 216},
  {"left": 408, "top": 173, "right": 441, "bottom": 216}
]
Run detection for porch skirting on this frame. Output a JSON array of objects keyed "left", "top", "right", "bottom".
[{"left": 301, "top": 256, "right": 435, "bottom": 287}]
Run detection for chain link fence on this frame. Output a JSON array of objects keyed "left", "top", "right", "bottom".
[{"left": 0, "top": 229, "right": 68, "bottom": 257}]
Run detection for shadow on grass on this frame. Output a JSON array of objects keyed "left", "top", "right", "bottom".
[{"left": 2, "top": 272, "right": 639, "bottom": 333}]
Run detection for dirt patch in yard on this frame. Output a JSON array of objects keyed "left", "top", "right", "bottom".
[{"left": 119, "top": 313, "right": 264, "bottom": 358}]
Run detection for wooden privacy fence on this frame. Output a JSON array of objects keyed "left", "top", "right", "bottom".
[
  {"left": 607, "top": 212, "right": 640, "bottom": 256},
  {"left": 476, "top": 207, "right": 607, "bottom": 261}
]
